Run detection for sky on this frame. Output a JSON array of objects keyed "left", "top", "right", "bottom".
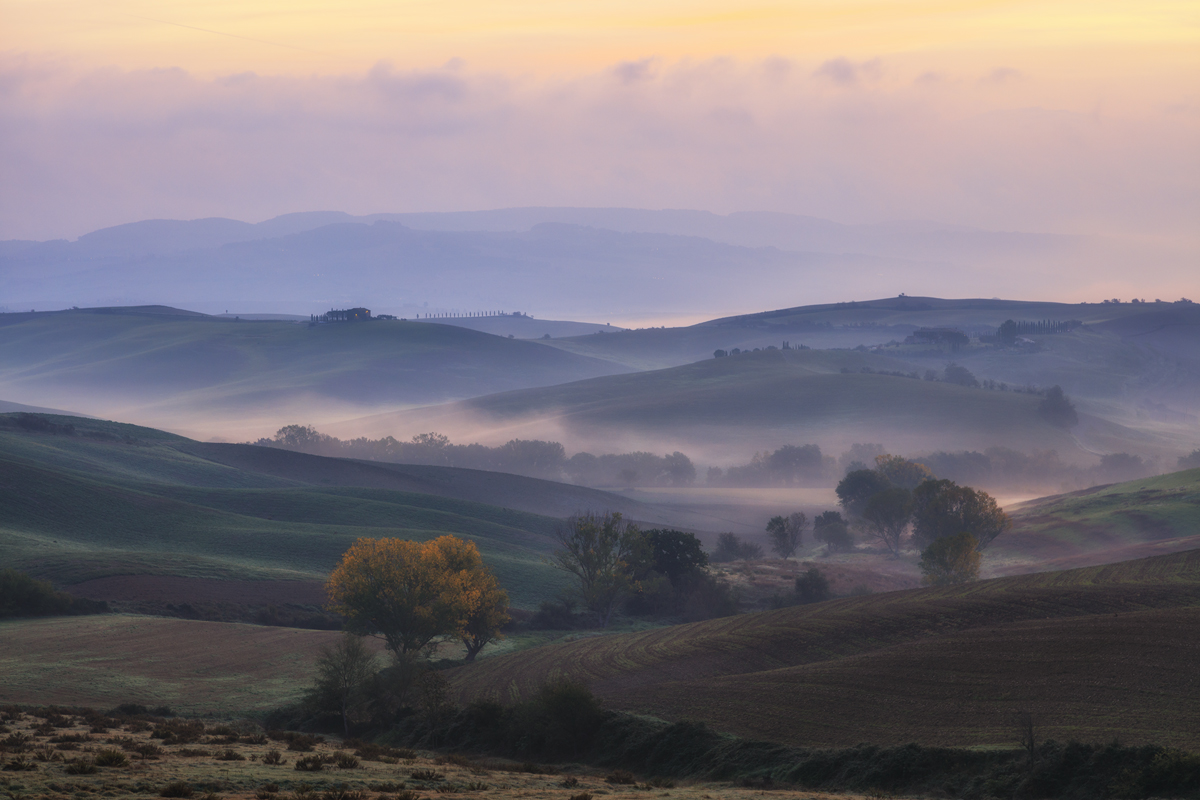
[{"left": 1, "top": 0, "right": 1198, "bottom": 250}]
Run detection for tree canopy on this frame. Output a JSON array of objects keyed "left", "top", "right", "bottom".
[
  {"left": 552, "top": 512, "right": 647, "bottom": 627},
  {"left": 813, "top": 510, "right": 854, "bottom": 553},
  {"left": 642, "top": 529, "right": 709, "bottom": 585},
  {"left": 1038, "top": 386, "right": 1079, "bottom": 429},
  {"left": 919, "top": 532, "right": 982, "bottom": 585},
  {"left": 910, "top": 479, "right": 1011, "bottom": 551},
  {"left": 862, "top": 487, "right": 914, "bottom": 556},
  {"left": 326, "top": 535, "right": 508, "bottom": 658},
  {"left": 836, "top": 469, "right": 893, "bottom": 518}
]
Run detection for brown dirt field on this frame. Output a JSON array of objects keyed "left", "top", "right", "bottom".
[
  {"left": 0, "top": 713, "right": 867, "bottom": 800},
  {"left": 64, "top": 576, "right": 328, "bottom": 607},
  {"left": 613, "top": 606, "right": 1200, "bottom": 749},
  {"left": 0, "top": 616, "right": 382, "bottom": 714}
]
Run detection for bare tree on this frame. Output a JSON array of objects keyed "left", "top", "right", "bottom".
[{"left": 766, "top": 512, "right": 807, "bottom": 559}]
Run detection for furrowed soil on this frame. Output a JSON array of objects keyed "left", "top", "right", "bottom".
[
  {"left": 447, "top": 549, "right": 1200, "bottom": 748},
  {"left": 0, "top": 712, "right": 868, "bottom": 800},
  {"left": 0, "top": 617, "right": 370, "bottom": 714}
]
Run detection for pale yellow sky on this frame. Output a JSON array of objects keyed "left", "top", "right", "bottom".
[
  {"left": 1, "top": 0, "right": 1197, "bottom": 245},
  {"left": 4, "top": 0, "right": 1197, "bottom": 77}
]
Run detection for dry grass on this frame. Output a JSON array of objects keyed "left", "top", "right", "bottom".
[{"left": 0, "top": 713, "right": 872, "bottom": 800}]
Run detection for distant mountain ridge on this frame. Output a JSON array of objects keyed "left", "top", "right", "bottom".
[{"left": 0, "top": 208, "right": 1093, "bottom": 318}]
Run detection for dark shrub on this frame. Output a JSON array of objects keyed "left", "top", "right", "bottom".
[
  {"left": 160, "top": 781, "right": 194, "bottom": 798},
  {"left": 261, "top": 750, "right": 285, "bottom": 766},
  {"left": 294, "top": 755, "right": 324, "bottom": 772},
  {"left": 94, "top": 749, "right": 129, "bottom": 767}
]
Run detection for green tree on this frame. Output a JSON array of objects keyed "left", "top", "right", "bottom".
[
  {"left": 813, "top": 511, "right": 854, "bottom": 553},
  {"left": 711, "top": 532, "right": 764, "bottom": 563},
  {"left": 835, "top": 469, "right": 892, "bottom": 518},
  {"left": 1179, "top": 450, "right": 1200, "bottom": 470},
  {"left": 910, "top": 479, "right": 1011, "bottom": 551},
  {"left": 794, "top": 566, "right": 831, "bottom": 604},
  {"left": 551, "top": 512, "right": 646, "bottom": 627},
  {"left": 642, "top": 529, "right": 709, "bottom": 585},
  {"left": 307, "top": 633, "right": 378, "bottom": 736},
  {"left": 862, "top": 487, "right": 913, "bottom": 556},
  {"left": 874, "top": 454, "right": 935, "bottom": 490},
  {"left": 1038, "top": 386, "right": 1079, "bottom": 429},
  {"left": 998, "top": 319, "right": 1018, "bottom": 345},
  {"left": 766, "top": 512, "right": 806, "bottom": 559},
  {"left": 943, "top": 363, "right": 980, "bottom": 387},
  {"left": 919, "top": 532, "right": 982, "bottom": 585}
]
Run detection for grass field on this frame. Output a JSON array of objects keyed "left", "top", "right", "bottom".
[
  {"left": 445, "top": 549, "right": 1200, "bottom": 748},
  {"left": 0, "top": 307, "right": 629, "bottom": 440},
  {"left": 0, "top": 616, "right": 354, "bottom": 714},
  {"left": 0, "top": 414, "right": 650, "bottom": 609},
  {"left": 994, "top": 468, "right": 1200, "bottom": 570}
]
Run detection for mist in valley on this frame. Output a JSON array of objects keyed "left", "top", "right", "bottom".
[{"left": 3, "top": 0, "right": 1200, "bottom": 775}]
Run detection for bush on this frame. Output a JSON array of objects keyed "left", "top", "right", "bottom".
[
  {"left": 215, "top": 749, "right": 245, "bottom": 761},
  {"left": 64, "top": 758, "right": 97, "bottom": 775},
  {"left": 0, "top": 569, "right": 107, "bottom": 618},
  {"left": 1179, "top": 449, "right": 1200, "bottom": 470},
  {"left": 160, "top": 782, "right": 194, "bottom": 798},
  {"left": 94, "top": 749, "right": 129, "bottom": 767},
  {"left": 605, "top": 770, "right": 636, "bottom": 784},
  {"left": 294, "top": 755, "right": 324, "bottom": 772},
  {"left": 794, "top": 568, "right": 832, "bottom": 604},
  {"left": 711, "top": 533, "right": 763, "bottom": 563},
  {"left": 261, "top": 750, "right": 286, "bottom": 765}
]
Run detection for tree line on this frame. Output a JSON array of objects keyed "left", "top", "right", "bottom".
[{"left": 256, "top": 426, "right": 696, "bottom": 487}]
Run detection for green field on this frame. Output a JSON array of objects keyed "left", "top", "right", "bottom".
[
  {"left": 0, "top": 413, "right": 652, "bottom": 609},
  {"left": 994, "top": 468, "right": 1200, "bottom": 569},
  {"left": 0, "top": 615, "right": 353, "bottom": 714},
  {"left": 0, "top": 306, "right": 628, "bottom": 439},
  {"left": 446, "top": 549, "right": 1200, "bottom": 747}
]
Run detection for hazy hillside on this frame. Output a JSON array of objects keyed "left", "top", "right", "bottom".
[
  {"left": 339, "top": 347, "right": 1165, "bottom": 463},
  {"left": 447, "top": 549, "right": 1200, "bottom": 748},
  {"left": 0, "top": 413, "right": 657, "bottom": 610},
  {"left": 0, "top": 307, "right": 629, "bottom": 439}
]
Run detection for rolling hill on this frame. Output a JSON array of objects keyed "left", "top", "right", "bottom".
[
  {"left": 994, "top": 468, "right": 1200, "bottom": 571},
  {"left": 0, "top": 413, "right": 654, "bottom": 610},
  {"left": 338, "top": 346, "right": 1166, "bottom": 461},
  {"left": 447, "top": 549, "right": 1200, "bottom": 748},
  {"left": 0, "top": 306, "right": 629, "bottom": 439}
]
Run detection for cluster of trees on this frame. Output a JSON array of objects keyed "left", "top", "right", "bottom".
[
  {"left": 550, "top": 513, "right": 736, "bottom": 626},
  {"left": 914, "top": 446, "right": 1156, "bottom": 490},
  {"left": 0, "top": 569, "right": 108, "bottom": 618},
  {"left": 997, "top": 319, "right": 1083, "bottom": 343},
  {"left": 708, "top": 444, "right": 836, "bottom": 487},
  {"left": 257, "top": 426, "right": 696, "bottom": 487},
  {"left": 835, "top": 454, "right": 1011, "bottom": 583}
]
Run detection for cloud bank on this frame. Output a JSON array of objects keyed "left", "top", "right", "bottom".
[{"left": 1, "top": 54, "right": 1196, "bottom": 245}]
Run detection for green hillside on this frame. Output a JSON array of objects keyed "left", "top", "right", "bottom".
[
  {"left": 365, "top": 347, "right": 1151, "bottom": 459},
  {"left": 0, "top": 306, "right": 629, "bottom": 437},
  {"left": 447, "top": 549, "right": 1200, "bottom": 747},
  {"left": 994, "top": 468, "right": 1200, "bottom": 569},
  {"left": 0, "top": 413, "right": 647, "bottom": 609}
]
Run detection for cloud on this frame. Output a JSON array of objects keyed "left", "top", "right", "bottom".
[
  {"left": 813, "top": 57, "right": 881, "bottom": 86},
  {"left": 982, "top": 67, "right": 1023, "bottom": 84},
  {"left": 0, "top": 55, "right": 1195, "bottom": 245}
]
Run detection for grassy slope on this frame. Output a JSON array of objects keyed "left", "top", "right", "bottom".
[
  {"left": 544, "top": 297, "right": 1193, "bottom": 369},
  {"left": 0, "top": 415, "right": 655, "bottom": 607},
  {"left": 993, "top": 468, "right": 1200, "bottom": 568},
  {"left": 435, "top": 348, "right": 1092, "bottom": 454},
  {"left": 447, "top": 549, "right": 1200, "bottom": 747},
  {"left": 0, "top": 307, "right": 629, "bottom": 418},
  {"left": 0, "top": 616, "right": 354, "bottom": 714}
]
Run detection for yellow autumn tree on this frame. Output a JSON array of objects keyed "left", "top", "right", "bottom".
[{"left": 326, "top": 535, "right": 508, "bottom": 659}]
